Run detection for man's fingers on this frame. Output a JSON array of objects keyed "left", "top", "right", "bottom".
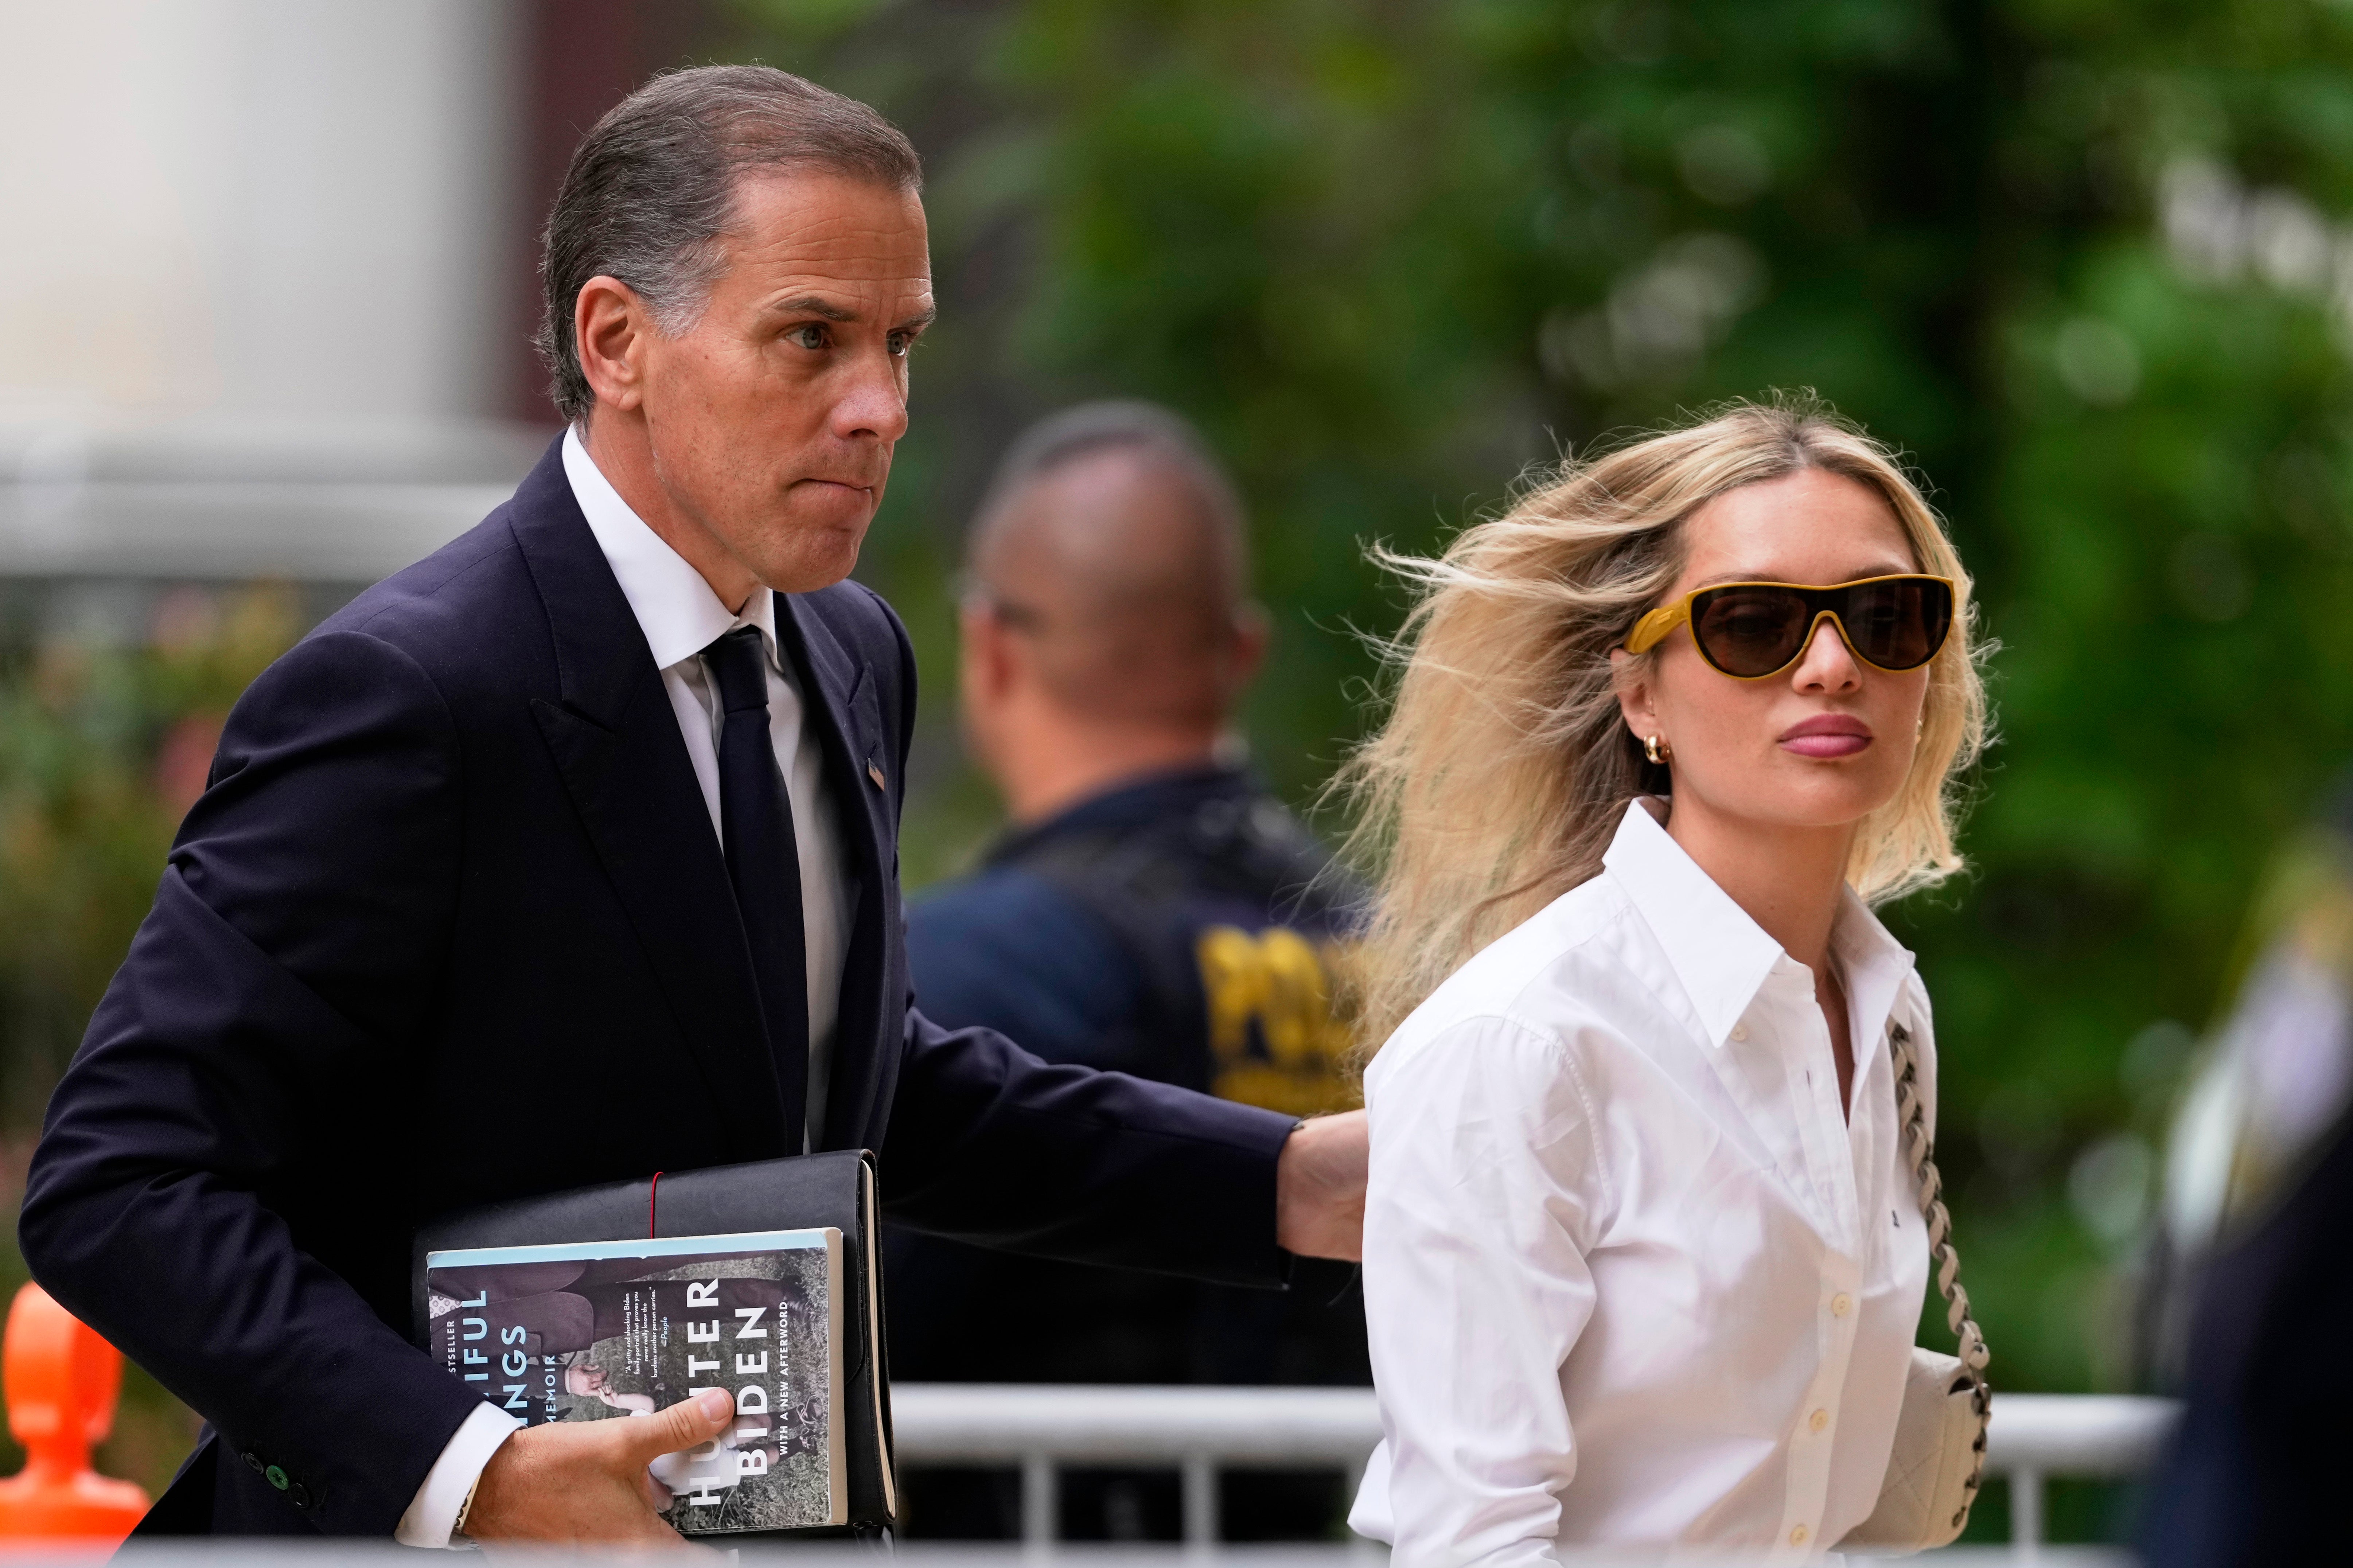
[{"left": 619, "top": 1388, "right": 737, "bottom": 1463}]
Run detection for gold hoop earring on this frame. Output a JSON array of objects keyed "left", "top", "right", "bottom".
[{"left": 1644, "top": 734, "right": 1671, "bottom": 765}]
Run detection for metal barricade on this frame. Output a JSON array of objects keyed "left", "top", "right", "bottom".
[{"left": 889, "top": 1384, "right": 2181, "bottom": 1553}]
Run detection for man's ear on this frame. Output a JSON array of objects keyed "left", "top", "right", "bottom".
[
  {"left": 1222, "top": 602, "right": 1272, "bottom": 695},
  {"left": 575, "top": 276, "right": 651, "bottom": 414},
  {"left": 958, "top": 602, "right": 1018, "bottom": 706}
]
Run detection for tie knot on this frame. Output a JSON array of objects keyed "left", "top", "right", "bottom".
[{"left": 703, "top": 625, "right": 771, "bottom": 715}]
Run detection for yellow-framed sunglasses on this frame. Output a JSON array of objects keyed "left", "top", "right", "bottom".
[{"left": 1624, "top": 574, "right": 1956, "bottom": 679}]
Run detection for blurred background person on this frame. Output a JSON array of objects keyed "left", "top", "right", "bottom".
[
  {"left": 2138, "top": 1113, "right": 2353, "bottom": 1566},
  {"left": 2134, "top": 778, "right": 2353, "bottom": 1564},
  {"left": 886, "top": 403, "right": 1368, "bottom": 1543},
  {"left": 2139, "top": 779, "right": 2353, "bottom": 1378}
]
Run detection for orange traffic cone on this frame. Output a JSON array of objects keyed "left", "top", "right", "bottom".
[{"left": 0, "top": 1283, "right": 148, "bottom": 1544}]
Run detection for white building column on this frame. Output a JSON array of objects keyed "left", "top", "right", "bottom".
[{"left": 0, "top": 0, "right": 539, "bottom": 582}]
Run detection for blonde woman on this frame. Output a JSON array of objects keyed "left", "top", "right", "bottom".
[{"left": 1340, "top": 399, "right": 1986, "bottom": 1563}]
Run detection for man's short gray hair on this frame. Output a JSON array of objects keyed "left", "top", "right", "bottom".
[
  {"left": 969, "top": 401, "right": 1247, "bottom": 551},
  {"left": 536, "top": 65, "right": 922, "bottom": 424}
]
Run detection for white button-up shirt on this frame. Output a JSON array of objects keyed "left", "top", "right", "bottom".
[
  {"left": 559, "top": 426, "right": 853, "bottom": 1108},
  {"left": 1348, "top": 799, "right": 1934, "bottom": 1564},
  {"left": 394, "top": 430, "right": 856, "bottom": 1547}
]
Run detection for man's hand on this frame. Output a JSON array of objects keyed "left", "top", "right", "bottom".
[
  {"left": 464, "top": 1386, "right": 735, "bottom": 1548},
  {"left": 1275, "top": 1109, "right": 1367, "bottom": 1261}
]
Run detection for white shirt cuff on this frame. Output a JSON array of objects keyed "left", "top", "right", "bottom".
[{"left": 395, "top": 1402, "right": 522, "bottom": 1548}]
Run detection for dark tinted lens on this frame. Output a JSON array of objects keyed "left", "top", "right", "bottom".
[
  {"left": 1692, "top": 586, "right": 1812, "bottom": 676},
  {"left": 1838, "top": 578, "right": 1951, "bottom": 670}
]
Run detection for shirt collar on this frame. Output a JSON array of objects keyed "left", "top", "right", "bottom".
[
  {"left": 562, "top": 425, "right": 776, "bottom": 672},
  {"left": 1600, "top": 797, "right": 1916, "bottom": 1049},
  {"left": 1829, "top": 881, "right": 1918, "bottom": 1056}
]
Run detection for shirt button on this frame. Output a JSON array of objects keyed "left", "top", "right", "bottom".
[
  {"left": 1730, "top": 1023, "right": 1749, "bottom": 1041},
  {"left": 1789, "top": 1524, "right": 1810, "bottom": 1546},
  {"left": 1831, "top": 1293, "right": 1852, "bottom": 1317},
  {"left": 1810, "top": 1408, "right": 1830, "bottom": 1433}
]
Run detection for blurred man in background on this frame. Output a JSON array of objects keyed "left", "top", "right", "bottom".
[
  {"left": 2139, "top": 781, "right": 2353, "bottom": 1377},
  {"left": 2138, "top": 779, "right": 2353, "bottom": 1565},
  {"left": 888, "top": 403, "right": 1367, "bottom": 1542}
]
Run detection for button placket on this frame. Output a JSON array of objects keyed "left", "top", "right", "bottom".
[
  {"left": 1754, "top": 962, "right": 1860, "bottom": 1556},
  {"left": 1780, "top": 1256, "right": 1859, "bottom": 1547},
  {"left": 1773, "top": 963, "right": 1852, "bottom": 1231},
  {"left": 1780, "top": 1390, "right": 1838, "bottom": 1542},
  {"left": 1723, "top": 983, "right": 1834, "bottom": 1227}
]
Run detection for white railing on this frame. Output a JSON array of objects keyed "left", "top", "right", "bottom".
[
  {"left": 891, "top": 1385, "right": 2180, "bottom": 1553},
  {"left": 1981, "top": 1394, "right": 2176, "bottom": 1555}
]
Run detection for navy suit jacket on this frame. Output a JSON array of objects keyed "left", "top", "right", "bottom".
[{"left": 17, "top": 440, "right": 1296, "bottom": 1536}]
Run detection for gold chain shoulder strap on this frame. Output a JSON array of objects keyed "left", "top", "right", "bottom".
[{"left": 1890, "top": 1023, "right": 1992, "bottom": 1510}]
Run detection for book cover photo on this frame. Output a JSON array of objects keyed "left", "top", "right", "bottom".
[{"left": 425, "top": 1227, "right": 847, "bottom": 1536}]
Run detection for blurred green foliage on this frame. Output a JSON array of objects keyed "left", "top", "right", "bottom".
[
  {"left": 0, "top": 583, "right": 301, "bottom": 1493},
  {"left": 7, "top": 0, "right": 2353, "bottom": 1532},
  {"left": 0, "top": 585, "right": 299, "bottom": 1124}
]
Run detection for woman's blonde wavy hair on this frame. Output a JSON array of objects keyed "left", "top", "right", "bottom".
[{"left": 1333, "top": 395, "right": 1988, "bottom": 1057}]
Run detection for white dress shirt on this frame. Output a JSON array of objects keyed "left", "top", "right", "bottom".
[
  {"left": 1347, "top": 798, "right": 1934, "bottom": 1565},
  {"left": 394, "top": 428, "right": 856, "bottom": 1546}
]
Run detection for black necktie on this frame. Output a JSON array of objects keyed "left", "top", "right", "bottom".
[{"left": 704, "top": 624, "right": 810, "bottom": 1146}]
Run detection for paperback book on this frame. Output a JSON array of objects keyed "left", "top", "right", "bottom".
[{"left": 425, "top": 1227, "right": 848, "bottom": 1535}]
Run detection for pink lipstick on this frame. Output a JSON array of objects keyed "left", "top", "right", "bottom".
[{"left": 1778, "top": 714, "right": 1873, "bottom": 759}]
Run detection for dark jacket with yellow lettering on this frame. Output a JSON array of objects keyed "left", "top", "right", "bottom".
[{"left": 891, "top": 765, "right": 1368, "bottom": 1393}]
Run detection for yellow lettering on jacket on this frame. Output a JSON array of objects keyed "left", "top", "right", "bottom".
[{"left": 1196, "top": 925, "right": 1359, "bottom": 1116}]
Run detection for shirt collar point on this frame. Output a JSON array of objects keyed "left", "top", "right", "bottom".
[
  {"left": 1603, "top": 799, "right": 1790, "bottom": 1037},
  {"left": 562, "top": 429, "right": 773, "bottom": 674}
]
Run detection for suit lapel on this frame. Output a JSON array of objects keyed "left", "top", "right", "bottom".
[
  {"left": 505, "top": 445, "right": 791, "bottom": 1160},
  {"left": 772, "top": 590, "right": 895, "bottom": 1152}
]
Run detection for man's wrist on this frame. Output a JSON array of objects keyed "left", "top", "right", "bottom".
[
  {"left": 1273, "top": 1109, "right": 1368, "bottom": 1263},
  {"left": 453, "top": 1475, "right": 482, "bottom": 1541},
  {"left": 395, "top": 1402, "right": 521, "bottom": 1549},
  {"left": 1275, "top": 1118, "right": 1308, "bottom": 1255}
]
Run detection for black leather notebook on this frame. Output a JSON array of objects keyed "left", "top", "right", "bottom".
[{"left": 412, "top": 1150, "right": 896, "bottom": 1536}]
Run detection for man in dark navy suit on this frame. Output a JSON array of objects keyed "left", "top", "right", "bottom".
[{"left": 17, "top": 66, "right": 1366, "bottom": 1547}]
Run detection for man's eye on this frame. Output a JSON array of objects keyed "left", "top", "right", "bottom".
[
  {"left": 887, "top": 331, "right": 913, "bottom": 357},
  {"left": 786, "top": 324, "right": 829, "bottom": 351}
]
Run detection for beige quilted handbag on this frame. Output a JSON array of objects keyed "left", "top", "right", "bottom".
[{"left": 1840, "top": 1024, "right": 1992, "bottom": 1555}]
